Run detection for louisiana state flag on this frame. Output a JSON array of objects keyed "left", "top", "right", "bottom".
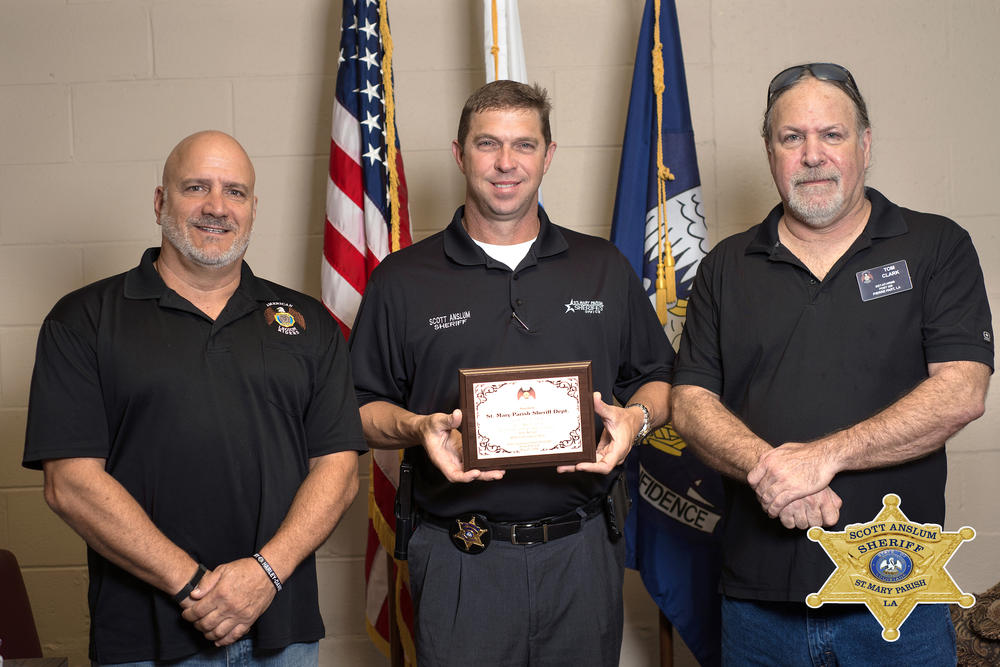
[{"left": 611, "top": 0, "right": 722, "bottom": 664}]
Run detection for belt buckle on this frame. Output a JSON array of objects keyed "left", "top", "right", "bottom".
[{"left": 510, "top": 521, "right": 548, "bottom": 545}]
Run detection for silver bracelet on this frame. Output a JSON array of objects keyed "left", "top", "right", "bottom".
[{"left": 625, "top": 402, "right": 651, "bottom": 443}]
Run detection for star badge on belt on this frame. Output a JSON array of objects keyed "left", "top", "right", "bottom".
[
  {"left": 806, "top": 493, "right": 976, "bottom": 641},
  {"left": 451, "top": 515, "right": 490, "bottom": 554}
]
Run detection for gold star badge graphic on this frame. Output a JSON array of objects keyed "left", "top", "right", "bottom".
[
  {"left": 453, "top": 516, "right": 488, "bottom": 552},
  {"left": 806, "top": 493, "right": 975, "bottom": 641}
]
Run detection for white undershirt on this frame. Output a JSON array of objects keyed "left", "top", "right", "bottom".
[{"left": 472, "top": 237, "right": 536, "bottom": 270}]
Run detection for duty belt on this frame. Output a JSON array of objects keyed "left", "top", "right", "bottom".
[{"left": 420, "top": 495, "right": 605, "bottom": 555}]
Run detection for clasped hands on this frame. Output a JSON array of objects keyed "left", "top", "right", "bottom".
[
  {"left": 421, "top": 392, "right": 640, "bottom": 482},
  {"left": 179, "top": 557, "right": 277, "bottom": 647},
  {"left": 747, "top": 440, "right": 842, "bottom": 530}
]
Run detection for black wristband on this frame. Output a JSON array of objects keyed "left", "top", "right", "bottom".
[
  {"left": 172, "top": 563, "right": 208, "bottom": 605},
  {"left": 253, "top": 552, "right": 283, "bottom": 592}
]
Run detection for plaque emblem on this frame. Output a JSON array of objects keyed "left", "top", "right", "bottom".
[
  {"left": 807, "top": 493, "right": 976, "bottom": 641},
  {"left": 451, "top": 515, "right": 490, "bottom": 554}
]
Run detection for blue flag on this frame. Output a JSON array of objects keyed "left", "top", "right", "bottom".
[{"left": 611, "top": 1, "right": 723, "bottom": 665}]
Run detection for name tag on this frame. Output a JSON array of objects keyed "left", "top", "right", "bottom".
[{"left": 856, "top": 260, "right": 912, "bottom": 302}]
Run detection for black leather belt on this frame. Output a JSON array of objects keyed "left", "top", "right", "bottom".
[{"left": 420, "top": 496, "right": 605, "bottom": 554}]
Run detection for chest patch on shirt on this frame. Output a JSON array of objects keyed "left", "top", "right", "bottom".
[
  {"left": 265, "top": 301, "right": 306, "bottom": 335},
  {"left": 856, "top": 260, "right": 912, "bottom": 302},
  {"left": 564, "top": 299, "right": 604, "bottom": 314},
  {"left": 428, "top": 310, "right": 471, "bottom": 331}
]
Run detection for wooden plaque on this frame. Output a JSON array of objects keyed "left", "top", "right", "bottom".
[{"left": 458, "top": 361, "right": 596, "bottom": 471}]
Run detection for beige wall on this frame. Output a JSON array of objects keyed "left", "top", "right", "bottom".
[{"left": 1, "top": 1, "right": 997, "bottom": 665}]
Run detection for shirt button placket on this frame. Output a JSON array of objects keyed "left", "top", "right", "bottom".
[{"left": 510, "top": 272, "right": 529, "bottom": 331}]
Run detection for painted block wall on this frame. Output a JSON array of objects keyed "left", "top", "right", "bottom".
[{"left": 1, "top": 1, "right": 996, "bottom": 664}]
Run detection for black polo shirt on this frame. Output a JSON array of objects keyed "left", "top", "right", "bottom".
[
  {"left": 23, "top": 248, "right": 367, "bottom": 662},
  {"left": 675, "top": 188, "right": 994, "bottom": 601},
  {"left": 350, "top": 206, "right": 674, "bottom": 520}
]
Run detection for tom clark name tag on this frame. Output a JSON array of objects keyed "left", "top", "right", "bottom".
[
  {"left": 857, "top": 260, "right": 912, "bottom": 302},
  {"left": 458, "top": 361, "right": 596, "bottom": 471}
]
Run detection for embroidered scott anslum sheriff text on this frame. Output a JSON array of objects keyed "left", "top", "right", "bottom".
[{"left": 428, "top": 310, "right": 471, "bottom": 331}]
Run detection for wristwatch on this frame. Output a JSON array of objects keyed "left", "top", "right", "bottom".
[{"left": 625, "top": 402, "right": 650, "bottom": 443}]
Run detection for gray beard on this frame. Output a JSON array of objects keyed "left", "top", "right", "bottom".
[
  {"left": 160, "top": 214, "right": 251, "bottom": 267},
  {"left": 786, "top": 173, "right": 845, "bottom": 228}
]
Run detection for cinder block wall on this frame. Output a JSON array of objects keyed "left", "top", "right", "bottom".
[{"left": 0, "top": 1, "right": 996, "bottom": 665}]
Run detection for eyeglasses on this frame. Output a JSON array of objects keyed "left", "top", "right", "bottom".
[{"left": 767, "top": 63, "right": 859, "bottom": 102}]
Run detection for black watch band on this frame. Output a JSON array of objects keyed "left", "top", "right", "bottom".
[{"left": 172, "top": 563, "right": 208, "bottom": 605}]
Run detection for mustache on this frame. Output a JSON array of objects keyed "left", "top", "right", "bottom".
[
  {"left": 792, "top": 169, "right": 840, "bottom": 186},
  {"left": 188, "top": 215, "right": 237, "bottom": 231}
]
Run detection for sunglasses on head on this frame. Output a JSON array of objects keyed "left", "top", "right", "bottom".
[{"left": 767, "top": 63, "right": 859, "bottom": 102}]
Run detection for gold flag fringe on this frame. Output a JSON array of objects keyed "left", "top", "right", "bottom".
[
  {"left": 651, "top": 0, "right": 677, "bottom": 325},
  {"left": 490, "top": 0, "right": 501, "bottom": 80},
  {"left": 379, "top": 0, "right": 403, "bottom": 253}
]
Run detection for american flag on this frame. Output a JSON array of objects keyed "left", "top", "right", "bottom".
[
  {"left": 321, "top": 0, "right": 414, "bottom": 662},
  {"left": 322, "top": 0, "right": 412, "bottom": 337}
]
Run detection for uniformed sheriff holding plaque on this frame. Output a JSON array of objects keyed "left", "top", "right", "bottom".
[
  {"left": 349, "top": 81, "right": 673, "bottom": 667},
  {"left": 671, "top": 63, "right": 994, "bottom": 663}
]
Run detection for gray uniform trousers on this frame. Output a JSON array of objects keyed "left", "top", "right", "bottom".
[{"left": 407, "top": 508, "right": 625, "bottom": 667}]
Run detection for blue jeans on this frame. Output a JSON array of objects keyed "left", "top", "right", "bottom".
[
  {"left": 722, "top": 597, "right": 956, "bottom": 666},
  {"left": 96, "top": 639, "right": 318, "bottom": 667}
]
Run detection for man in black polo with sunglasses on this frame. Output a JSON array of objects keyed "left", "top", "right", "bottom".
[{"left": 672, "top": 63, "right": 993, "bottom": 662}]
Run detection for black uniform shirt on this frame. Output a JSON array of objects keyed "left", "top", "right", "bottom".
[
  {"left": 350, "top": 206, "right": 674, "bottom": 520},
  {"left": 675, "top": 188, "right": 994, "bottom": 601},
  {"left": 23, "top": 248, "right": 367, "bottom": 662}
]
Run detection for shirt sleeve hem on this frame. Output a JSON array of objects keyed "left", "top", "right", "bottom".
[
  {"left": 671, "top": 369, "right": 724, "bottom": 395},
  {"left": 22, "top": 446, "right": 110, "bottom": 470},
  {"left": 307, "top": 438, "right": 369, "bottom": 459},
  {"left": 355, "top": 393, "right": 405, "bottom": 409},
  {"left": 925, "top": 344, "right": 994, "bottom": 371}
]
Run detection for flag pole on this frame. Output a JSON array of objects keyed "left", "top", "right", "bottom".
[
  {"left": 324, "top": 0, "right": 415, "bottom": 661},
  {"left": 660, "top": 610, "right": 674, "bottom": 667},
  {"left": 379, "top": 2, "right": 405, "bottom": 660},
  {"left": 387, "top": 552, "right": 403, "bottom": 667},
  {"left": 611, "top": 0, "right": 722, "bottom": 663},
  {"left": 652, "top": 10, "right": 679, "bottom": 660}
]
